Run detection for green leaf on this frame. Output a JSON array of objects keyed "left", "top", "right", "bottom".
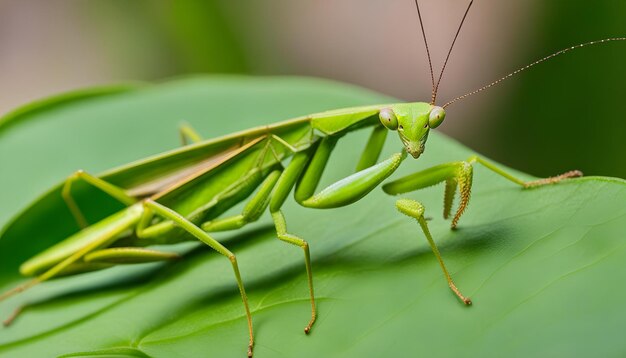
[{"left": 1, "top": 76, "right": 625, "bottom": 357}]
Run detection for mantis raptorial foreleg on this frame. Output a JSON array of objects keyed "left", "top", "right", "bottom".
[
  {"left": 179, "top": 123, "right": 203, "bottom": 146},
  {"left": 383, "top": 161, "right": 472, "bottom": 228},
  {"left": 294, "top": 136, "right": 406, "bottom": 208},
  {"left": 62, "top": 170, "right": 136, "bottom": 228},
  {"left": 384, "top": 155, "right": 583, "bottom": 228},
  {"left": 138, "top": 199, "right": 255, "bottom": 358}
]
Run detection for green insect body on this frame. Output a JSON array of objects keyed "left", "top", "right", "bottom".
[
  {"left": 3, "top": 1, "right": 623, "bottom": 356},
  {"left": 0, "top": 100, "right": 581, "bottom": 356}
]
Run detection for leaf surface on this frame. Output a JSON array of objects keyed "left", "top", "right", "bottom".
[{"left": 0, "top": 76, "right": 625, "bottom": 357}]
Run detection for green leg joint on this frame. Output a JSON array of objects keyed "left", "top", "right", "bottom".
[
  {"left": 62, "top": 170, "right": 136, "bottom": 229},
  {"left": 396, "top": 198, "right": 472, "bottom": 305},
  {"left": 466, "top": 155, "right": 583, "bottom": 188},
  {"left": 271, "top": 210, "right": 317, "bottom": 334},
  {"left": 384, "top": 155, "right": 582, "bottom": 229},
  {"left": 140, "top": 200, "right": 255, "bottom": 357},
  {"left": 179, "top": 123, "right": 203, "bottom": 146}
]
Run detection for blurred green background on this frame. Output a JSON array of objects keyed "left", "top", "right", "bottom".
[{"left": 1, "top": 0, "right": 624, "bottom": 178}]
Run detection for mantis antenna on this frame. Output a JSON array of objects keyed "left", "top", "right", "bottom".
[
  {"left": 442, "top": 37, "right": 626, "bottom": 108},
  {"left": 433, "top": 0, "right": 474, "bottom": 104},
  {"left": 414, "top": 0, "right": 435, "bottom": 104},
  {"left": 414, "top": 0, "right": 474, "bottom": 105}
]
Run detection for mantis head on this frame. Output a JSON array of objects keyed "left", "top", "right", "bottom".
[{"left": 379, "top": 102, "right": 445, "bottom": 159}]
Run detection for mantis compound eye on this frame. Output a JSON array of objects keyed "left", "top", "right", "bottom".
[
  {"left": 379, "top": 108, "right": 398, "bottom": 130},
  {"left": 428, "top": 106, "right": 446, "bottom": 128}
]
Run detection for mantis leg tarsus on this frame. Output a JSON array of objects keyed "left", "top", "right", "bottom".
[
  {"left": 139, "top": 199, "right": 255, "bottom": 357},
  {"left": 467, "top": 155, "right": 583, "bottom": 188},
  {"left": 0, "top": 280, "right": 39, "bottom": 327},
  {"left": 523, "top": 170, "right": 583, "bottom": 188},
  {"left": 395, "top": 199, "right": 472, "bottom": 305},
  {"left": 3, "top": 305, "right": 24, "bottom": 327},
  {"left": 62, "top": 170, "right": 136, "bottom": 229},
  {"left": 179, "top": 123, "right": 203, "bottom": 146},
  {"left": 271, "top": 211, "right": 317, "bottom": 334},
  {"left": 0, "top": 279, "right": 39, "bottom": 302}
]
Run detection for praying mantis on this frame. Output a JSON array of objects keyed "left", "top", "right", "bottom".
[{"left": 1, "top": 1, "right": 625, "bottom": 357}]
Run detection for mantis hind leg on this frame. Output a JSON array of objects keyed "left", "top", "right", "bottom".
[
  {"left": 1, "top": 210, "right": 141, "bottom": 325},
  {"left": 3, "top": 305, "right": 24, "bottom": 327},
  {"left": 1, "top": 278, "right": 40, "bottom": 326},
  {"left": 2, "top": 248, "right": 179, "bottom": 327},
  {"left": 138, "top": 200, "right": 254, "bottom": 358},
  {"left": 62, "top": 171, "right": 136, "bottom": 229}
]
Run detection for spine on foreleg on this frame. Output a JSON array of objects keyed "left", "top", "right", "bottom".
[
  {"left": 443, "top": 178, "right": 457, "bottom": 219},
  {"left": 451, "top": 162, "right": 473, "bottom": 229}
]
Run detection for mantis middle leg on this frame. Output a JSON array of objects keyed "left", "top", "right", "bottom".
[
  {"left": 265, "top": 127, "right": 404, "bottom": 332},
  {"left": 201, "top": 145, "right": 320, "bottom": 333},
  {"left": 201, "top": 127, "right": 403, "bottom": 335}
]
